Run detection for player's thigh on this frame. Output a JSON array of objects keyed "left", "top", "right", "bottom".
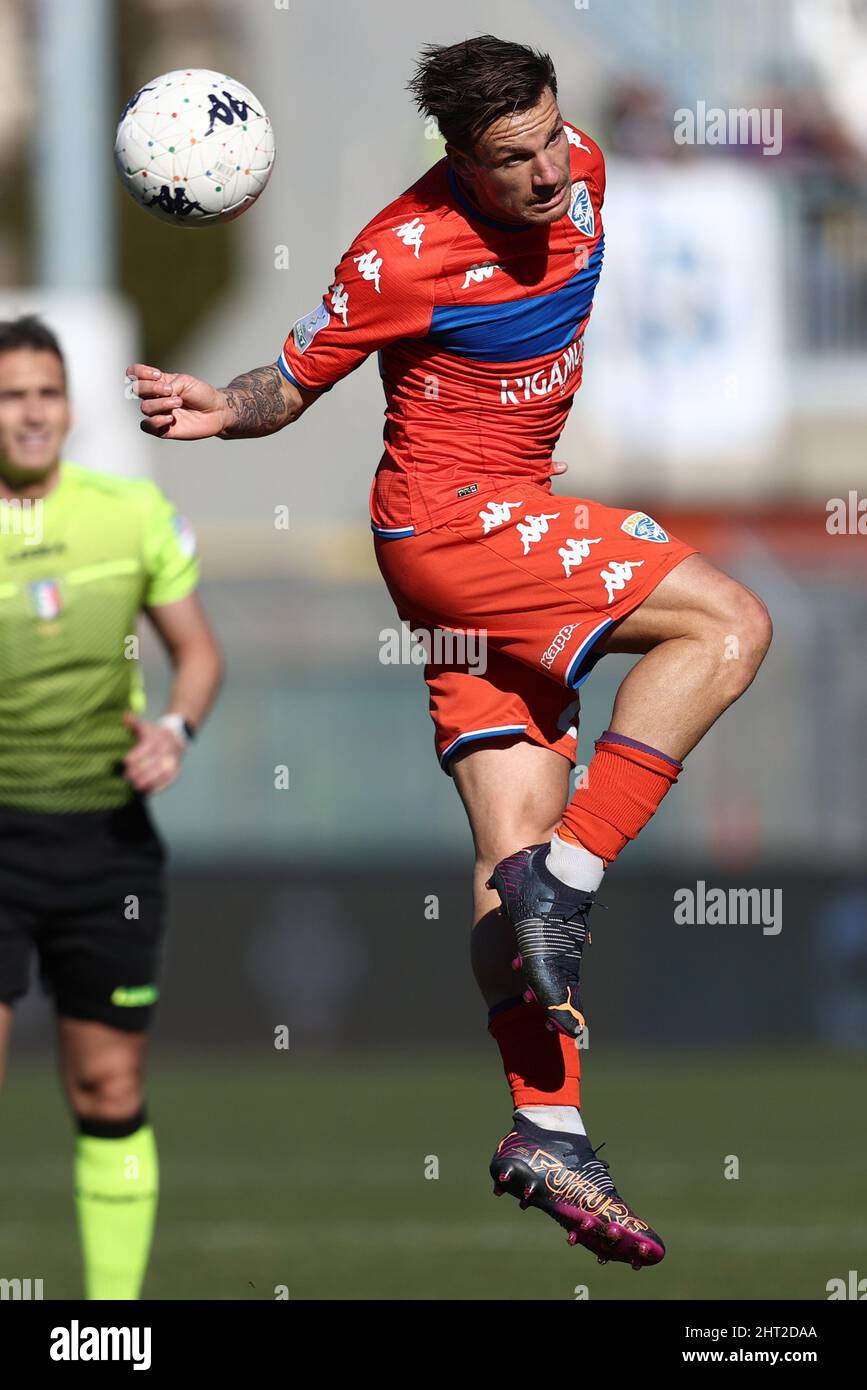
[
  {"left": 452, "top": 735, "right": 572, "bottom": 867},
  {"left": 598, "top": 553, "right": 771, "bottom": 654},
  {"left": 57, "top": 1016, "right": 149, "bottom": 1113}
]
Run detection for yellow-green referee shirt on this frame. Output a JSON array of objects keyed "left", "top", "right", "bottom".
[{"left": 0, "top": 462, "right": 199, "bottom": 812}]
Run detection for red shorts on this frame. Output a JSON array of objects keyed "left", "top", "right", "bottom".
[{"left": 374, "top": 484, "right": 697, "bottom": 773}]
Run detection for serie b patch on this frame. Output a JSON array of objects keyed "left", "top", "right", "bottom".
[{"left": 293, "top": 302, "right": 329, "bottom": 353}]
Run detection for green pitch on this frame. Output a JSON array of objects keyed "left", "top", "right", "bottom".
[{"left": 3, "top": 1048, "right": 864, "bottom": 1300}]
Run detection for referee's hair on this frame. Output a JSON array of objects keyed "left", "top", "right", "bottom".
[
  {"left": 407, "top": 35, "right": 558, "bottom": 152},
  {"left": 0, "top": 314, "right": 67, "bottom": 378}
]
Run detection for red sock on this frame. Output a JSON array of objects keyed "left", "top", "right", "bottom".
[
  {"left": 558, "top": 730, "right": 682, "bottom": 865},
  {"left": 488, "top": 996, "right": 581, "bottom": 1109}
]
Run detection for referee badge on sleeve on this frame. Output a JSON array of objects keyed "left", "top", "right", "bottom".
[{"left": 172, "top": 514, "right": 197, "bottom": 557}]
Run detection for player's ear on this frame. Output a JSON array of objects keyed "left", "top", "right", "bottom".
[{"left": 445, "top": 141, "right": 472, "bottom": 177}]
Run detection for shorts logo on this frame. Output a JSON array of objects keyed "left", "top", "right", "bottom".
[
  {"left": 620, "top": 512, "right": 669, "bottom": 543},
  {"left": 559, "top": 536, "right": 602, "bottom": 577},
  {"left": 569, "top": 180, "right": 595, "bottom": 238},
  {"left": 456, "top": 483, "right": 478, "bottom": 498},
  {"left": 29, "top": 579, "right": 62, "bottom": 619},
  {"left": 479, "top": 500, "right": 522, "bottom": 534},
  {"left": 541, "top": 623, "right": 578, "bottom": 670},
  {"left": 292, "top": 302, "right": 330, "bottom": 353},
  {"left": 111, "top": 985, "right": 159, "bottom": 1008},
  {"left": 601, "top": 559, "right": 644, "bottom": 604},
  {"left": 517, "top": 512, "right": 560, "bottom": 555}
]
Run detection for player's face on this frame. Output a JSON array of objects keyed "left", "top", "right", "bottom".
[
  {"left": 0, "top": 349, "right": 70, "bottom": 482},
  {"left": 450, "top": 87, "right": 572, "bottom": 227}
]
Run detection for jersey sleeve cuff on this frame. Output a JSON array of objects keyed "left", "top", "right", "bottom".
[{"left": 276, "top": 353, "right": 333, "bottom": 394}]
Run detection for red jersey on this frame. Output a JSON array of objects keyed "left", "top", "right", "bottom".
[{"left": 278, "top": 121, "right": 605, "bottom": 538}]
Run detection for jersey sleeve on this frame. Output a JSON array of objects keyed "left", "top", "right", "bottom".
[
  {"left": 277, "top": 224, "right": 434, "bottom": 393},
  {"left": 565, "top": 123, "right": 606, "bottom": 208},
  {"left": 140, "top": 482, "right": 200, "bottom": 608}
]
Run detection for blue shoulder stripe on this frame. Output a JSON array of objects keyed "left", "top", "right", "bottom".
[{"left": 428, "top": 236, "right": 604, "bottom": 362}]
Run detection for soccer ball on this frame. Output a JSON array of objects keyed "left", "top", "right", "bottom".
[{"left": 114, "top": 69, "right": 275, "bottom": 226}]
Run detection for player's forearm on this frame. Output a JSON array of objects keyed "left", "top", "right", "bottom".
[
  {"left": 163, "top": 634, "right": 224, "bottom": 732},
  {"left": 218, "top": 364, "right": 302, "bottom": 439}
]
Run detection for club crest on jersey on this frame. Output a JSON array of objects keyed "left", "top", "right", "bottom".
[
  {"left": 30, "top": 579, "right": 62, "bottom": 619},
  {"left": 568, "top": 181, "right": 594, "bottom": 238},
  {"left": 620, "top": 512, "right": 669, "bottom": 544},
  {"left": 293, "top": 302, "right": 330, "bottom": 353}
]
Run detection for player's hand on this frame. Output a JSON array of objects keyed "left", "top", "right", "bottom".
[
  {"left": 122, "top": 713, "right": 184, "bottom": 794},
  {"left": 126, "top": 363, "right": 230, "bottom": 440},
  {"left": 551, "top": 458, "right": 569, "bottom": 476}
]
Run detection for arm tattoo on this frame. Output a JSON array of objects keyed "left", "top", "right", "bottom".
[{"left": 220, "top": 364, "right": 295, "bottom": 438}]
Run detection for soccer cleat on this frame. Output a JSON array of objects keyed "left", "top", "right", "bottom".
[
  {"left": 490, "top": 1114, "right": 665, "bottom": 1269},
  {"left": 487, "top": 843, "right": 596, "bottom": 1037}
]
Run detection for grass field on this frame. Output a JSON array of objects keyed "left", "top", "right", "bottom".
[{"left": 3, "top": 1047, "right": 865, "bottom": 1300}]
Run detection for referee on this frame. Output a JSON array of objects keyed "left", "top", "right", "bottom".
[{"left": 0, "top": 316, "right": 222, "bottom": 1299}]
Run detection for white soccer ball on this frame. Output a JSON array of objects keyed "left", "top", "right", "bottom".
[{"left": 114, "top": 69, "right": 275, "bottom": 226}]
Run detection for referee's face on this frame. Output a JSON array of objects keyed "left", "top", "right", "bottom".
[
  {"left": 448, "top": 86, "right": 572, "bottom": 228},
  {"left": 0, "top": 349, "right": 70, "bottom": 484}
]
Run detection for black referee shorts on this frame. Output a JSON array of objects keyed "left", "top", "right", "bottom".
[{"left": 0, "top": 797, "right": 166, "bottom": 1032}]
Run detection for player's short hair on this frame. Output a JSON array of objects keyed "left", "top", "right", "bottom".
[
  {"left": 407, "top": 35, "right": 558, "bottom": 152},
  {"left": 0, "top": 314, "right": 67, "bottom": 380}
]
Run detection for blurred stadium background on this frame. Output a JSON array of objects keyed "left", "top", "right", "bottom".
[{"left": 2, "top": 0, "right": 866, "bottom": 1299}]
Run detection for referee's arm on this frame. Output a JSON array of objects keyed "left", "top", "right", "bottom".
[
  {"left": 122, "top": 595, "right": 223, "bottom": 794},
  {"left": 146, "top": 592, "right": 223, "bottom": 736}
]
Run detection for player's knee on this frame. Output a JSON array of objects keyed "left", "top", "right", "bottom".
[
  {"left": 474, "top": 817, "right": 561, "bottom": 890},
  {"left": 68, "top": 1063, "right": 144, "bottom": 1122},
  {"left": 717, "top": 586, "right": 773, "bottom": 686}
]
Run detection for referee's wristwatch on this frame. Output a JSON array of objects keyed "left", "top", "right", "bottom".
[{"left": 157, "top": 713, "right": 196, "bottom": 750}]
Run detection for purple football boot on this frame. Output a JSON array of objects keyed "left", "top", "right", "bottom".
[{"left": 491, "top": 1113, "right": 665, "bottom": 1269}]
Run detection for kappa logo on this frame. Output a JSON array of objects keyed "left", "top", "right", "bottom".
[
  {"left": 479, "top": 500, "right": 523, "bottom": 534},
  {"left": 353, "top": 248, "right": 383, "bottom": 292},
  {"left": 620, "top": 512, "right": 669, "bottom": 544},
  {"left": 293, "top": 302, "right": 330, "bottom": 353},
  {"left": 568, "top": 180, "right": 595, "bottom": 238},
  {"left": 329, "top": 282, "right": 349, "bottom": 327},
  {"left": 541, "top": 624, "right": 578, "bottom": 670},
  {"left": 601, "top": 560, "right": 644, "bottom": 604},
  {"left": 559, "top": 536, "right": 602, "bottom": 577},
  {"left": 463, "top": 261, "right": 501, "bottom": 289},
  {"left": 517, "top": 512, "right": 560, "bottom": 555},
  {"left": 393, "top": 217, "right": 425, "bottom": 257},
  {"left": 566, "top": 127, "right": 594, "bottom": 155}
]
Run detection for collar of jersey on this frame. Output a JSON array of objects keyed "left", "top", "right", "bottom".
[{"left": 447, "top": 165, "right": 539, "bottom": 234}]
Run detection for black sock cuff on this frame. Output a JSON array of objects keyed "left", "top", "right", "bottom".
[{"left": 76, "top": 1108, "right": 147, "bottom": 1139}]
